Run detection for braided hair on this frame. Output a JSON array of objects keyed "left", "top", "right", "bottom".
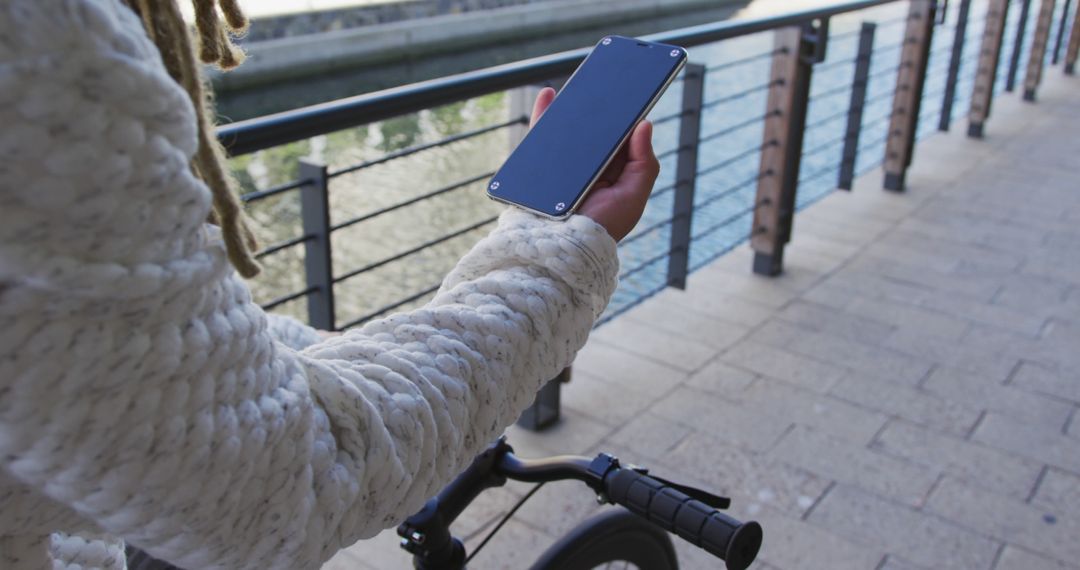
[{"left": 122, "top": 0, "right": 262, "bottom": 277}]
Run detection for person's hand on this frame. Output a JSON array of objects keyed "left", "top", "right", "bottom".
[{"left": 529, "top": 87, "right": 660, "bottom": 242}]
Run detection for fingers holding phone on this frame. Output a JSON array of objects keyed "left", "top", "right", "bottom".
[
  {"left": 488, "top": 36, "right": 684, "bottom": 234},
  {"left": 529, "top": 87, "right": 557, "bottom": 128},
  {"left": 577, "top": 119, "right": 659, "bottom": 242},
  {"left": 527, "top": 86, "right": 661, "bottom": 242}
]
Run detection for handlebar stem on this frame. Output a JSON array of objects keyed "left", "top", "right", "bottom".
[{"left": 398, "top": 439, "right": 511, "bottom": 569}]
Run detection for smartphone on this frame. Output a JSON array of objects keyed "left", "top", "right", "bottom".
[{"left": 487, "top": 36, "right": 687, "bottom": 219}]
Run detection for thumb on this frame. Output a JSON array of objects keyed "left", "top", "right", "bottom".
[
  {"left": 619, "top": 120, "right": 660, "bottom": 184},
  {"left": 529, "top": 87, "right": 556, "bottom": 128}
]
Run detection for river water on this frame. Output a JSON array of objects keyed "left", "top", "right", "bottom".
[{"left": 229, "top": 0, "right": 1023, "bottom": 328}]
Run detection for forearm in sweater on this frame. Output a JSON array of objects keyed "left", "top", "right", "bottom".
[{"left": 0, "top": 1, "right": 618, "bottom": 568}]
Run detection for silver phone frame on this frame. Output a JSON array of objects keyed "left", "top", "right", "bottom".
[{"left": 487, "top": 36, "right": 688, "bottom": 221}]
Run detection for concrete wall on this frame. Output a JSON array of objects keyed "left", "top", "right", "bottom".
[
  {"left": 242, "top": 0, "right": 550, "bottom": 42},
  {"left": 212, "top": 0, "right": 731, "bottom": 91}
]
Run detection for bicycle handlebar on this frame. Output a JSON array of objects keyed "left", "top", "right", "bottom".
[
  {"left": 400, "top": 438, "right": 762, "bottom": 570},
  {"left": 494, "top": 446, "right": 762, "bottom": 570},
  {"left": 605, "top": 468, "right": 763, "bottom": 570}
]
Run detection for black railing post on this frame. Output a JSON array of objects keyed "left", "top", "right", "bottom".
[
  {"left": 667, "top": 63, "right": 706, "bottom": 290},
  {"left": 511, "top": 82, "right": 567, "bottom": 432},
  {"left": 508, "top": 85, "right": 542, "bottom": 142},
  {"left": 1068, "top": 2, "right": 1080, "bottom": 72},
  {"left": 937, "top": 0, "right": 951, "bottom": 23},
  {"left": 516, "top": 368, "right": 567, "bottom": 431},
  {"left": 1023, "top": 0, "right": 1059, "bottom": 100},
  {"left": 838, "top": 22, "right": 877, "bottom": 190},
  {"left": 883, "top": 0, "right": 937, "bottom": 191},
  {"left": 750, "top": 18, "right": 827, "bottom": 276},
  {"left": 299, "top": 159, "right": 336, "bottom": 331},
  {"left": 1052, "top": 0, "right": 1073, "bottom": 63},
  {"left": 1006, "top": 0, "right": 1034, "bottom": 91},
  {"left": 941, "top": 0, "right": 973, "bottom": 130},
  {"left": 969, "top": 0, "right": 1011, "bottom": 137}
]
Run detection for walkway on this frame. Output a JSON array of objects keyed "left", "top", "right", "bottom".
[{"left": 328, "top": 71, "right": 1080, "bottom": 569}]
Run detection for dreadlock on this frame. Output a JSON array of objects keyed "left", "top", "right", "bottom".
[{"left": 122, "top": 0, "right": 262, "bottom": 278}]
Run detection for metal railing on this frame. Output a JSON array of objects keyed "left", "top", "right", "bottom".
[{"left": 220, "top": 0, "right": 1080, "bottom": 335}]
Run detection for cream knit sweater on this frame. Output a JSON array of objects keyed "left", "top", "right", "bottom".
[{"left": 0, "top": 1, "right": 619, "bottom": 568}]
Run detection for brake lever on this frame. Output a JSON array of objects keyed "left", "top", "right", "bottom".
[{"left": 628, "top": 466, "right": 732, "bottom": 510}]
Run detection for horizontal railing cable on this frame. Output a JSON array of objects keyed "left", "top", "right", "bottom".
[
  {"left": 809, "top": 82, "right": 855, "bottom": 101},
  {"left": 256, "top": 234, "right": 315, "bottom": 259},
  {"left": 261, "top": 286, "right": 317, "bottom": 311},
  {"left": 798, "top": 164, "right": 841, "bottom": 186},
  {"left": 875, "top": 14, "right": 911, "bottom": 27},
  {"left": 829, "top": 28, "right": 868, "bottom": 41},
  {"left": 650, "top": 109, "right": 687, "bottom": 126},
  {"left": 700, "top": 110, "right": 776, "bottom": 144},
  {"left": 329, "top": 117, "right": 524, "bottom": 178},
  {"left": 340, "top": 283, "right": 443, "bottom": 329},
  {"left": 802, "top": 133, "right": 848, "bottom": 157},
  {"left": 804, "top": 107, "right": 852, "bottom": 131},
  {"left": 706, "top": 49, "right": 780, "bottom": 72},
  {"left": 929, "top": 42, "right": 957, "bottom": 60},
  {"left": 690, "top": 205, "right": 756, "bottom": 243},
  {"left": 870, "top": 41, "right": 906, "bottom": 58},
  {"left": 655, "top": 145, "right": 687, "bottom": 161},
  {"left": 330, "top": 171, "right": 494, "bottom": 232},
  {"left": 648, "top": 182, "right": 676, "bottom": 201},
  {"left": 702, "top": 79, "right": 780, "bottom": 109},
  {"left": 866, "top": 63, "right": 903, "bottom": 81},
  {"left": 814, "top": 53, "right": 862, "bottom": 71},
  {"left": 333, "top": 215, "right": 499, "bottom": 284},
  {"left": 863, "top": 87, "right": 899, "bottom": 105},
  {"left": 687, "top": 239, "right": 746, "bottom": 274},
  {"left": 694, "top": 172, "right": 763, "bottom": 210},
  {"left": 697, "top": 140, "right": 777, "bottom": 178},
  {"left": 595, "top": 281, "right": 669, "bottom": 327},
  {"left": 860, "top": 113, "right": 893, "bottom": 133},
  {"left": 619, "top": 249, "right": 672, "bottom": 281},
  {"left": 620, "top": 216, "right": 676, "bottom": 246},
  {"left": 921, "top": 85, "right": 948, "bottom": 101},
  {"left": 241, "top": 178, "right": 311, "bottom": 204},
  {"left": 857, "top": 130, "right": 891, "bottom": 151}
]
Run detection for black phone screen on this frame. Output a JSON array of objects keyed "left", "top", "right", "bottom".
[{"left": 488, "top": 36, "right": 686, "bottom": 218}]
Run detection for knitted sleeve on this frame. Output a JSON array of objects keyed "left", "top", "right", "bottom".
[
  {"left": 0, "top": 2, "right": 619, "bottom": 570},
  {"left": 266, "top": 314, "right": 323, "bottom": 351}
]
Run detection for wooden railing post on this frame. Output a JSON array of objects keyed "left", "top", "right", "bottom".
[
  {"left": 668, "top": 63, "right": 706, "bottom": 290},
  {"left": 839, "top": 22, "right": 877, "bottom": 190},
  {"left": 1006, "top": 0, "right": 1034, "bottom": 92},
  {"left": 968, "top": 0, "right": 1011, "bottom": 137},
  {"left": 1063, "top": 0, "right": 1080, "bottom": 73},
  {"left": 299, "top": 159, "right": 336, "bottom": 331},
  {"left": 750, "top": 19, "right": 827, "bottom": 276},
  {"left": 941, "top": 0, "right": 974, "bottom": 130},
  {"left": 1023, "top": 0, "right": 1059, "bottom": 100},
  {"left": 883, "top": 0, "right": 937, "bottom": 192}
]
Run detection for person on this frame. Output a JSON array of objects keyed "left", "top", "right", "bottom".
[{"left": 0, "top": 1, "right": 661, "bottom": 569}]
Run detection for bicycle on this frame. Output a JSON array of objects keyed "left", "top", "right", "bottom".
[{"left": 398, "top": 436, "right": 763, "bottom": 569}]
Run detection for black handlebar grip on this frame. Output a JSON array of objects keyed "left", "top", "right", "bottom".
[{"left": 606, "top": 469, "right": 763, "bottom": 570}]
